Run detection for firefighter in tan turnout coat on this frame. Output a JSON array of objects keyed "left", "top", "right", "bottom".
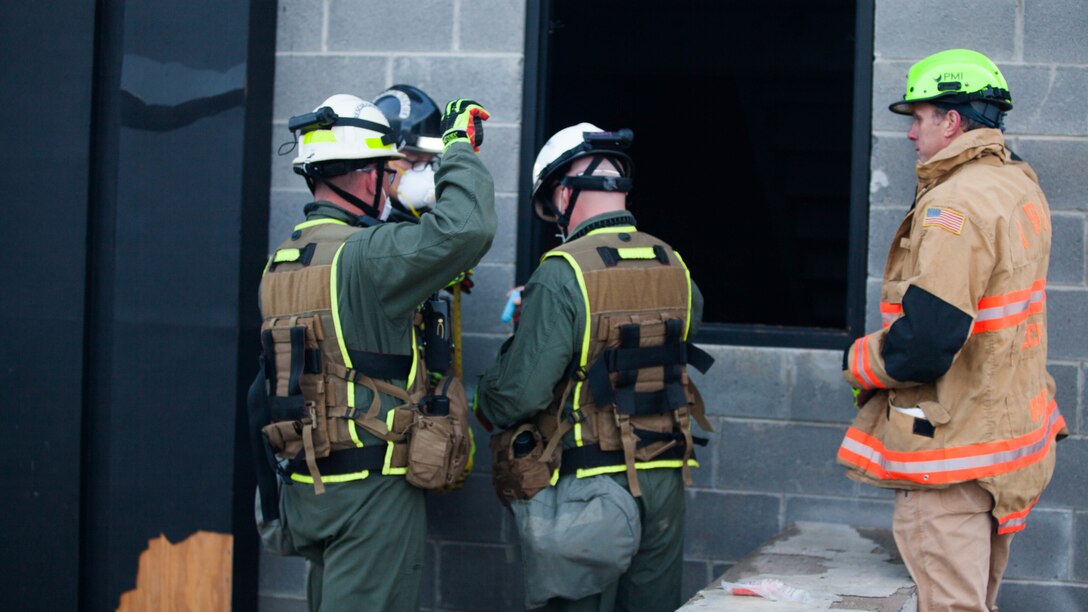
[{"left": 839, "top": 49, "right": 1067, "bottom": 611}]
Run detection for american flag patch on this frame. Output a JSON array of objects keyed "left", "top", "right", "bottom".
[{"left": 923, "top": 206, "right": 966, "bottom": 235}]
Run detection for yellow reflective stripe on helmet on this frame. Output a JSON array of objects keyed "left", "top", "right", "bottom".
[
  {"left": 615, "top": 247, "right": 656, "bottom": 260},
  {"left": 364, "top": 137, "right": 394, "bottom": 150},
  {"left": 674, "top": 251, "right": 693, "bottom": 341},
  {"left": 585, "top": 225, "right": 637, "bottom": 236},
  {"left": 382, "top": 409, "right": 407, "bottom": 475},
  {"left": 330, "top": 244, "right": 355, "bottom": 410},
  {"left": 540, "top": 250, "right": 591, "bottom": 447},
  {"left": 574, "top": 459, "right": 699, "bottom": 479},
  {"left": 291, "top": 470, "right": 368, "bottom": 484},
  {"left": 294, "top": 218, "right": 349, "bottom": 231},
  {"left": 273, "top": 248, "right": 301, "bottom": 263},
  {"left": 302, "top": 130, "right": 337, "bottom": 144}
]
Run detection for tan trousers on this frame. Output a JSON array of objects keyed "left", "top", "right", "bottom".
[{"left": 893, "top": 482, "right": 1014, "bottom": 612}]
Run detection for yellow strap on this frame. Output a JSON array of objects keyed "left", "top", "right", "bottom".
[
  {"left": 540, "top": 250, "right": 591, "bottom": 447},
  {"left": 615, "top": 247, "right": 656, "bottom": 260},
  {"left": 295, "top": 218, "right": 348, "bottom": 231},
  {"left": 302, "top": 130, "right": 336, "bottom": 144},
  {"left": 273, "top": 248, "right": 301, "bottom": 263}
]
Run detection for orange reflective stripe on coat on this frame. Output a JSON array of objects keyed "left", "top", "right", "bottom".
[
  {"left": 849, "top": 334, "right": 885, "bottom": 390},
  {"left": 996, "top": 498, "right": 1039, "bottom": 535},
  {"left": 838, "top": 398, "right": 1064, "bottom": 485},
  {"left": 972, "top": 279, "right": 1046, "bottom": 334},
  {"left": 880, "top": 302, "right": 902, "bottom": 328}
]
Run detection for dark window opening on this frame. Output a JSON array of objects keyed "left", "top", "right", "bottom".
[{"left": 520, "top": 0, "right": 872, "bottom": 348}]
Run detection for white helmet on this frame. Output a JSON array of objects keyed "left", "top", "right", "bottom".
[
  {"left": 531, "top": 123, "right": 633, "bottom": 223},
  {"left": 290, "top": 94, "right": 404, "bottom": 170}
]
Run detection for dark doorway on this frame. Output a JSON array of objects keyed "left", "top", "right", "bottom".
[{"left": 521, "top": 0, "right": 871, "bottom": 347}]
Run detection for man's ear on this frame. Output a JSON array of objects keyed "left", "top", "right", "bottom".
[{"left": 944, "top": 109, "right": 964, "bottom": 137}]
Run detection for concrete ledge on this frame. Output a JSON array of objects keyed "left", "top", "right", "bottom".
[{"left": 680, "top": 522, "right": 917, "bottom": 611}]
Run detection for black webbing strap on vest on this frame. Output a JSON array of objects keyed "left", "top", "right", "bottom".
[
  {"left": 585, "top": 320, "right": 690, "bottom": 416},
  {"left": 261, "top": 328, "right": 308, "bottom": 421},
  {"left": 286, "top": 445, "right": 387, "bottom": 478},
  {"left": 247, "top": 361, "right": 282, "bottom": 521},
  {"left": 559, "top": 444, "right": 693, "bottom": 476},
  {"left": 633, "top": 428, "right": 709, "bottom": 449},
  {"left": 345, "top": 349, "right": 413, "bottom": 381}
]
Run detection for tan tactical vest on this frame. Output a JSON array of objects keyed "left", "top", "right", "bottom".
[
  {"left": 535, "top": 226, "right": 713, "bottom": 497},
  {"left": 258, "top": 218, "right": 426, "bottom": 493}
]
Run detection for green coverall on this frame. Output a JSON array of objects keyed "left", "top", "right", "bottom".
[
  {"left": 476, "top": 211, "right": 704, "bottom": 612},
  {"left": 281, "top": 141, "right": 496, "bottom": 611}
]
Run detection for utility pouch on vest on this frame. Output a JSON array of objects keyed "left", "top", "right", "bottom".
[
  {"left": 405, "top": 376, "right": 471, "bottom": 490},
  {"left": 259, "top": 316, "right": 330, "bottom": 477},
  {"left": 422, "top": 294, "right": 453, "bottom": 375},
  {"left": 490, "top": 423, "right": 559, "bottom": 505}
]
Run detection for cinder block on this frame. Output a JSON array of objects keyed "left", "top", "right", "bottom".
[
  {"left": 874, "top": 0, "right": 1016, "bottom": 61},
  {"left": 1045, "top": 288, "right": 1088, "bottom": 360},
  {"left": 475, "top": 125, "right": 522, "bottom": 195},
  {"left": 480, "top": 193, "right": 517, "bottom": 266},
  {"left": 684, "top": 490, "right": 780, "bottom": 562},
  {"left": 438, "top": 543, "right": 524, "bottom": 609},
  {"left": 788, "top": 349, "right": 857, "bottom": 424},
  {"left": 391, "top": 56, "right": 523, "bottom": 124},
  {"left": 1024, "top": 0, "right": 1088, "bottom": 64},
  {"left": 865, "top": 277, "right": 882, "bottom": 331},
  {"left": 1002, "top": 65, "right": 1088, "bottom": 137},
  {"left": 690, "top": 416, "right": 717, "bottom": 489},
  {"left": 1016, "top": 139, "right": 1088, "bottom": 211},
  {"left": 1049, "top": 362, "right": 1080, "bottom": 435},
  {"left": 1081, "top": 363, "right": 1087, "bottom": 436},
  {"left": 422, "top": 541, "right": 436, "bottom": 609},
  {"left": 997, "top": 582, "right": 1088, "bottom": 611},
  {"left": 327, "top": 0, "right": 454, "bottom": 52},
  {"left": 425, "top": 473, "right": 507, "bottom": 544},
  {"left": 867, "top": 207, "right": 906, "bottom": 279},
  {"left": 682, "top": 560, "right": 711, "bottom": 602},
  {"left": 868, "top": 133, "right": 918, "bottom": 207},
  {"left": 716, "top": 421, "right": 856, "bottom": 498},
  {"left": 270, "top": 123, "right": 302, "bottom": 190},
  {"left": 871, "top": 61, "right": 915, "bottom": 133},
  {"left": 458, "top": 0, "right": 526, "bottom": 52},
  {"left": 273, "top": 55, "right": 389, "bottom": 122},
  {"left": 1074, "top": 511, "right": 1088, "bottom": 581},
  {"left": 1049, "top": 213, "right": 1086, "bottom": 285},
  {"left": 457, "top": 262, "right": 514, "bottom": 335},
  {"left": 275, "top": 0, "right": 323, "bottom": 53},
  {"left": 784, "top": 495, "right": 894, "bottom": 530},
  {"left": 258, "top": 550, "right": 308, "bottom": 597},
  {"left": 268, "top": 188, "right": 310, "bottom": 252},
  {"left": 258, "top": 594, "right": 307, "bottom": 612},
  {"left": 688, "top": 346, "right": 790, "bottom": 419},
  {"left": 1040, "top": 434, "right": 1088, "bottom": 508},
  {"left": 1005, "top": 508, "right": 1073, "bottom": 580}
]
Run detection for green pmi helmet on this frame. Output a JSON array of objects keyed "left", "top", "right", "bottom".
[{"left": 889, "top": 49, "right": 1012, "bottom": 116}]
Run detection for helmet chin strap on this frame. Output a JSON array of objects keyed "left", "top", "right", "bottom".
[
  {"left": 552, "top": 155, "right": 608, "bottom": 238},
  {"left": 309, "top": 165, "right": 387, "bottom": 226}
]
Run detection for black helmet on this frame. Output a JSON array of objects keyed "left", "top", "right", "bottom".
[{"left": 373, "top": 84, "right": 443, "bottom": 154}]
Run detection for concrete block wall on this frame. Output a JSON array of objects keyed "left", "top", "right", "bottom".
[{"left": 263, "top": 1, "right": 1088, "bottom": 609}]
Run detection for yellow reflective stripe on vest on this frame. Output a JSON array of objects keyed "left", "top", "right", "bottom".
[
  {"left": 575, "top": 458, "right": 700, "bottom": 479},
  {"left": 295, "top": 218, "right": 349, "bottom": 231},
  {"left": 540, "top": 250, "right": 591, "bottom": 447},
  {"left": 382, "top": 409, "right": 407, "bottom": 475},
  {"left": 302, "top": 130, "right": 336, "bottom": 144},
  {"left": 330, "top": 243, "right": 356, "bottom": 413},
  {"left": 291, "top": 470, "right": 368, "bottom": 485},
  {"left": 615, "top": 247, "right": 656, "bottom": 260},
  {"left": 674, "top": 251, "right": 693, "bottom": 341},
  {"left": 273, "top": 248, "right": 301, "bottom": 263}
]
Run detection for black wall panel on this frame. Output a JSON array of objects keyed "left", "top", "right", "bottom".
[
  {"left": 0, "top": 0, "right": 273, "bottom": 609},
  {"left": 0, "top": 2, "right": 97, "bottom": 609}
]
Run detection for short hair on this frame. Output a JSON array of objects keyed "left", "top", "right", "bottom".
[{"left": 932, "top": 105, "right": 987, "bottom": 132}]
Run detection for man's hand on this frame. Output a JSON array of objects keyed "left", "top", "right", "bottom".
[{"left": 440, "top": 99, "right": 490, "bottom": 153}]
